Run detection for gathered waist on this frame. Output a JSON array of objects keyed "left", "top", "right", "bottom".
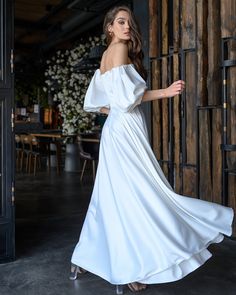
[
  {"left": 108, "top": 105, "right": 142, "bottom": 116},
  {"left": 103, "top": 105, "right": 146, "bottom": 132}
]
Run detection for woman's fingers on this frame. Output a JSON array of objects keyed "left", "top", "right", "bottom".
[
  {"left": 173, "top": 80, "right": 185, "bottom": 95},
  {"left": 165, "top": 80, "right": 185, "bottom": 97}
]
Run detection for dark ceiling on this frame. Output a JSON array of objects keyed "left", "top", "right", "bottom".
[{"left": 15, "top": 0, "right": 132, "bottom": 66}]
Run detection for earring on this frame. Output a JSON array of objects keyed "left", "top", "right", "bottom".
[{"left": 109, "top": 31, "right": 113, "bottom": 37}]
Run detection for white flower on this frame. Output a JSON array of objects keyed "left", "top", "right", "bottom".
[{"left": 44, "top": 35, "right": 105, "bottom": 135}]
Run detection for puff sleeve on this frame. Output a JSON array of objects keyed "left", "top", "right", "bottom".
[
  {"left": 111, "top": 64, "right": 147, "bottom": 112},
  {"left": 83, "top": 70, "right": 110, "bottom": 112}
]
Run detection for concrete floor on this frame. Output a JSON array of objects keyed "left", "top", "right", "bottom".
[{"left": 0, "top": 170, "right": 235, "bottom": 295}]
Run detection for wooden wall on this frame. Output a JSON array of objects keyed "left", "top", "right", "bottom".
[{"left": 149, "top": 0, "right": 236, "bottom": 235}]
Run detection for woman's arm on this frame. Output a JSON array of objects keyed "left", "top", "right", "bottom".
[{"left": 142, "top": 80, "right": 185, "bottom": 102}]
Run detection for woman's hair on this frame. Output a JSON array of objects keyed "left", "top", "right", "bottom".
[{"left": 103, "top": 6, "right": 147, "bottom": 80}]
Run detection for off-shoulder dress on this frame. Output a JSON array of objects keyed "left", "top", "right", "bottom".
[{"left": 71, "top": 64, "right": 234, "bottom": 285}]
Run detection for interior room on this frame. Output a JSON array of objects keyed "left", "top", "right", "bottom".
[{"left": 0, "top": 0, "right": 236, "bottom": 294}]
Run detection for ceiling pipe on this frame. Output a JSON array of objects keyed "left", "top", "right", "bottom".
[
  {"left": 37, "top": 0, "right": 131, "bottom": 52},
  {"left": 67, "top": 0, "right": 84, "bottom": 9},
  {"left": 41, "top": 13, "right": 96, "bottom": 51},
  {"left": 16, "top": 0, "right": 75, "bottom": 42},
  {"left": 40, "top": 0, "right": 121, "bottom": 51},
  {"left": 60, "top": 11, "right": 95, "bottom": 32}
]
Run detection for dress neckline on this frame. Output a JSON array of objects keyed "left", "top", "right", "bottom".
[{"left": 98, "top": 64, "right": 134, "bottom": 76}]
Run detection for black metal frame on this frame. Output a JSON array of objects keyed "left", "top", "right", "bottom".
[
  {"left": 149, "top": 46, "right": 196, "bottom": 191},
  {"left": 0, "top": 0, "right": 15, "bottom": 263},
  {"left": 221, "top": 37, "right": 236, "bottom": 205},
  {"left": 148, "top": 0, "right": 200, "bottom": 194}
]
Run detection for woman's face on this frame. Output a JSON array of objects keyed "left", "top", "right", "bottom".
[{"left": 109, "top": 10, "right": 131, "bottom": 42}]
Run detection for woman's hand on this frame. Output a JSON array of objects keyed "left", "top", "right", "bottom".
[
  {"left": 165, "top": 80, "right": 185, "bottom": 97},
  {"left": 100, "top": 107, "right": 110, "bottom": 115}
]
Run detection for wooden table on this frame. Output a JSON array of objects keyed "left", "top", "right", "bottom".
[
  {"left": 30, "top": 132, "right": 101, "bottom": 174},
  {"left": 30, "top": 133, "right": 63, "bottom": 139}
]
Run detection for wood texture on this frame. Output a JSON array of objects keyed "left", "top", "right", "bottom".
[
  {"left": 185, "top": 52, "right": 196, "bottom": 165},
  {"left": 152, "top": 60, "right": 162, "bottom": 159},
  {"left": 221, "top": 0, "right": 236, "bottom": 37},
  {"left": 207, "top": 0, "right": 221, "bottom": 106},
  {"left": 183, "top": 167, "right": 197, "bottom": 198},
  {"left": 149, "top": 0, "right": 236, "bottom": 235},
  {"left": 173, "top": 53, "right": 181, "bottom": 193},
  {"left": 199, "top": 110, "right": 213, "bottom": 201},
  {"left": 221, "top": 0, "right": 236, "bottom": 235},
  {"left": 161, "top": 0, "right": 168, "bottom": 55},
  {"left": 181, "top": 0, "right": 196, "bottom": 49},
  {"left": 161, "top": 57, "right": 169, "bottom": 164},
  {"left": 212, "top": 109, "right": 223, "bottom": 204},
  {"left": 196, "top": 0, "right": 208, "bottom": 106},
  {"left": 149, "top": 0, "right": 158, "bottom": 58},
  {"left": 173, "top": 0, "right": 180, "bottom": 52}
]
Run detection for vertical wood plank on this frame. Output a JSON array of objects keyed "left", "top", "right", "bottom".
[
  {"left": 162, "top": 0, "right": 168, "bottom": 55},
  {"left": 212, "top": 109, "right": 222, "bottom": 204},
  {"left": 173, "top": 0, "right": 180, "bottom": 52},
  {"left": 183, "top": 167, "right": 197, "bottom": 198},
  {"left": 173, "top": 53, "right": 181, "bottom": 193},
  {"left": 163, "top": 163, "right": 168, "bottom": 179},
  {"left": 199, "top": 110, "right": 213, "bottom": 201},
  {"left": 196, "top": 0, "right": 208, "bottom": 106},
  {"left": 186, "top": 52, "right": 196, "bottom": 165},
  {"left": 221, "top": 0, "right": 236, "bottom": 37},
  {"left": 152, "top": 60, "right": 162, "bottom": 159},
  {"left": 149, "top": 0, "right": 158, "bottom": 58},
  {"left": 207, "top": 0, "right": 221, "bottom": 106},
  {"left": 162, "top": 57, "right": 169, "bottom": 171},
  {"left": 181, "top": 0, "right": 196, "bottom": 49}
]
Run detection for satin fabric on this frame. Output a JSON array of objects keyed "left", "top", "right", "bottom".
[{"left": 71, "top": 64, "right": 234, "bottom": 284}]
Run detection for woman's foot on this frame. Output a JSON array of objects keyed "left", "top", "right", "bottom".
[
  {"left": 69, "top": 264, "right": 87, "bottom": 280},
  {"left": 127, "top": 282, "right": 147, "bottom": 292}
]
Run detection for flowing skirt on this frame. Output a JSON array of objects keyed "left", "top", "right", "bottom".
[{"left": 71, "top": 106, "right": 234, "bottom": 284}]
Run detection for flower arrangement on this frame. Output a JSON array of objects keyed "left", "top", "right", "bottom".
[{"left": 44, "top": 36, "right": 106, "bottom": 135}]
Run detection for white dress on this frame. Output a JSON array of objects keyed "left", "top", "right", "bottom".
[{"left": 71, "top": 64, "right": 234, "bottom": 285}]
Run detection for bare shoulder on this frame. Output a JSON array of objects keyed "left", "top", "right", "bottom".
[{"left": 107, "top": 42, "right": 128, "bottom": 67}]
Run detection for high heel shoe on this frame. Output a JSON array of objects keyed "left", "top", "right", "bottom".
[
  {"left": 127, "top": 282, "right": 147, "bottom": 292},
  {"left": 116, "top": 285, "right": 124, "bottom": 294},
  {"left": 69, "top": 263, "right": 87, "bottom": 280}
]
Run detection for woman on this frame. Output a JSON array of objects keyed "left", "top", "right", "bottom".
[{"left": 70, "top": 5, "right": 234, "bottom": 294}]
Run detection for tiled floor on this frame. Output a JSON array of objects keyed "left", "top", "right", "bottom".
[{"left": 0, "top": 170, "right": 235, "bottom": 295}]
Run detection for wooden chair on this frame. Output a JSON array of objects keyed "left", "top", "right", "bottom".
[
  {"left": 19, "top": 135, "right": 41, "bottom": 175},
  {"left": 19, "top": 134, "right": 32, "bottom": 172},
  {"left": 28, "top": 136, "right": 41, "bottom": 176},
  {"left": 77, "top": 133, "right": 100, "bottom": 182}
]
